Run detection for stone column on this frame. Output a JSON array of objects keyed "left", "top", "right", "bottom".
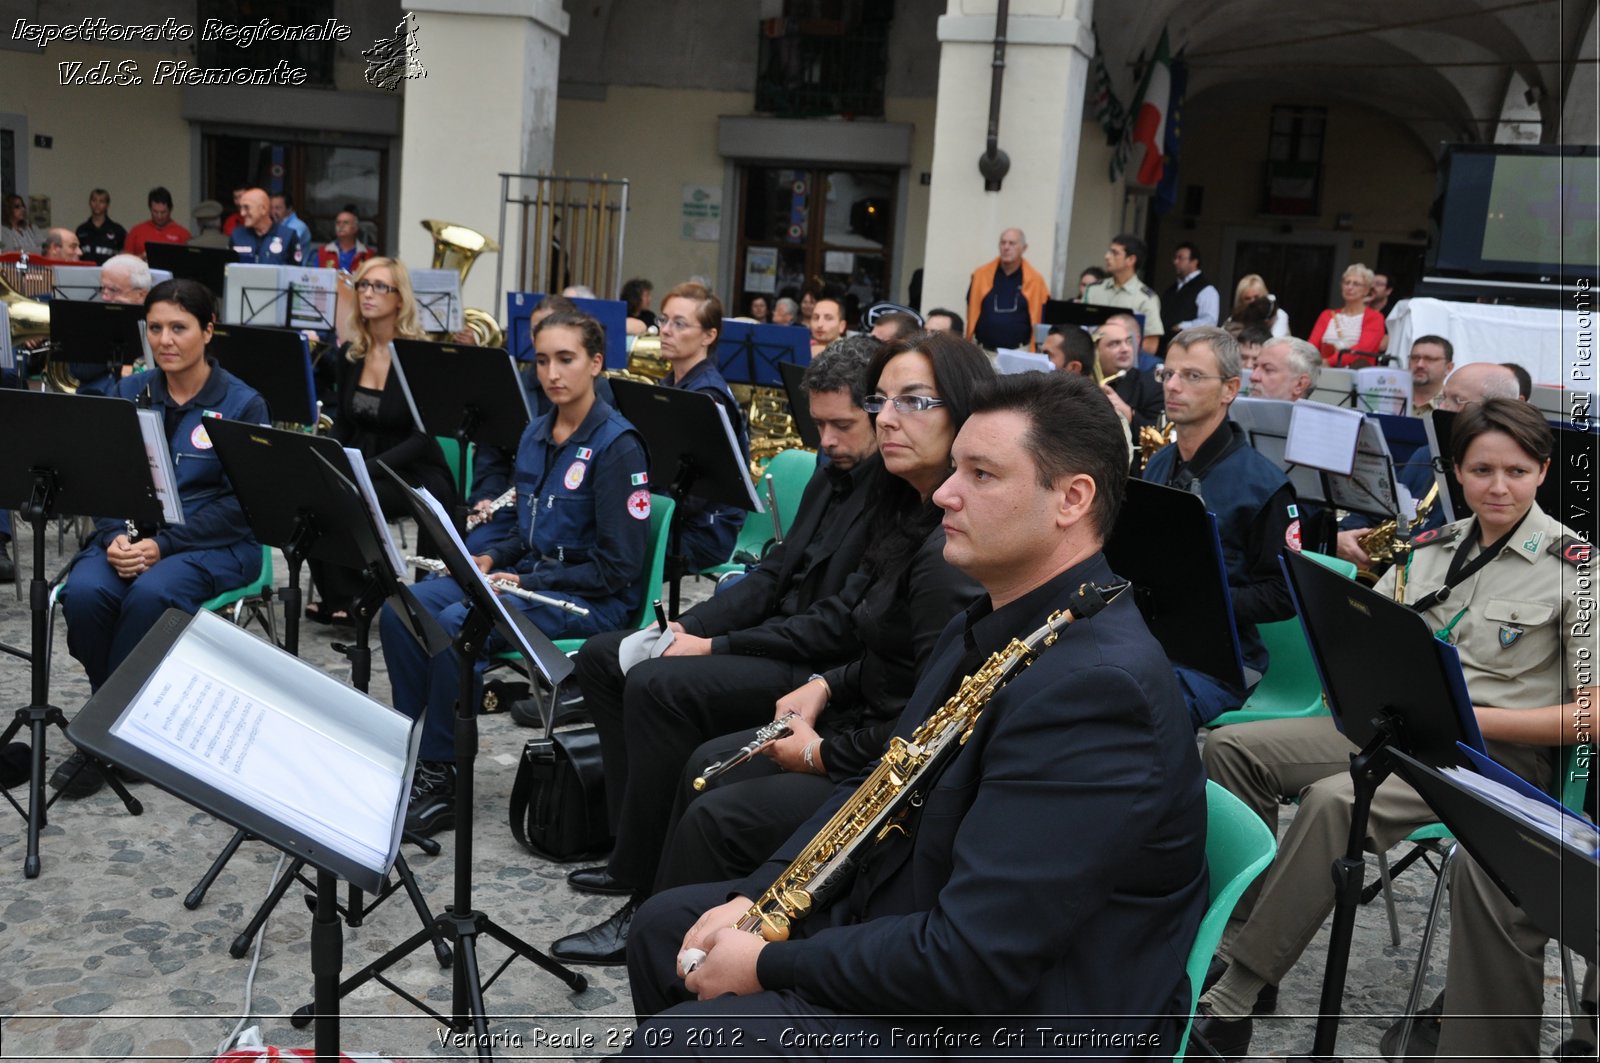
[
  {"left": 399, "top": 0, "right": 569, "bottom": 310},
  {"left": 920, "top": 0, "right": 1094, "bottom": 315}
]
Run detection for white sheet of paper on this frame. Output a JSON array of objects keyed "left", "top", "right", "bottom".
[
  {"left": 1441, "top": 765, "right": 1600, "bottom": 854},
  {"left": 714, "top": 402, "right": 763, "bottom": 513},
  {"left": 995, "top": 349, "right": 1053, "bottom": 375},
  {"left": 343, "top": 447, "right": 406, "bottom": 578},
  {"left": 410, "top": 269, "right": 464, "bottom": 333},
  {"left": 284, "top": 267, "right": 340, "bottom": 331},
  {"left": 1285, "top": 401, "right": 1363, "bottom": 475},
  {"left": 136, "top": 408, "right": 184, "bottom": 524},
  {"left": 223, "top": 264, "right": 288, "bottom": 326},
  {"left": 109, "top": 610, "right": 411, "bottom": 873}
]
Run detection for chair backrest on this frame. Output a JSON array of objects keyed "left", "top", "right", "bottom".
[
  {"left": 760, "top": 448, "right": 818, "bottom": 538},
  {"left": 433, "top": 436, "right": 474, "bottom": 498},
  {"left": 630, "top": 493, "right": 676, "bottom": 629},
  {"left": 1175, "top": 782, "right": 1277, "bottom": 1062},
  {"left": 1302, "top": 549, "right": 1357, "bottom": 579}
]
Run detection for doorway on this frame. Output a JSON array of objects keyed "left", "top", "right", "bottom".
[{"left": 734, "top": 165, "right": 896, "bottom": 324}]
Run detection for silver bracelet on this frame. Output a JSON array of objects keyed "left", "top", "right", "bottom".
[{"left": 802, "top": 738, "right": 821, "bottom": 773}]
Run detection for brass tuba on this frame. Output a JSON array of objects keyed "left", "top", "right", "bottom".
[
  {"left": 423, "top": 219, "right": 505, "bottom": 348},
  {"left": 1, "top": 267, "right": 61, "bottom": 387}
]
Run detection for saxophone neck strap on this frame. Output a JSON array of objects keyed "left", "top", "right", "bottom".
[{"left": 1069, "top": 578, "right": 1131, "bottom": 623}]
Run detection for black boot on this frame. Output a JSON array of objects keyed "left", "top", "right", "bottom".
[{"left": 404, "top": 760, "right": 456, "bottom": 837}]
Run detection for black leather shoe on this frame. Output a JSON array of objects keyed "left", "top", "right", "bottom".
[
  {"left": 50, "top": 750, "right": 106, "bottom": 798},
  {"left": 1201, "top": 956, "right": 1279, "bottom": 1014},
  {"left": 567, "top": 865, "right": 632, "bottom": 895},
  {"left": 1379, "top": 992, "right": 1443, "bottom": 1061},
  {"left": 404, "top": 760, "right": 456, "bottom": 837},
  {"left": 1189, "top": 1005, "right": 1252, "bottom": 1063},
  {"left": 550, "top": 900, "right": 637, "bottom": 965}
]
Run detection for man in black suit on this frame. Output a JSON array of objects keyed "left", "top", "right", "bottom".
[
  {"left": 623, "top": 371, "right": 1208, "bottom": 1056},
  {"left": 559, "top": 338, "right": 883, "bottom": 933},
  {"left": 1095, "top": 312, "right": 1165, "bottom": 432}
]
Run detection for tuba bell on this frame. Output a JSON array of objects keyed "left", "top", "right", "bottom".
[
  {"left": 0, "top": 267, "right": 63, "bottom": 388},
  {"left": 422, "top": 219, "right": 505, "bottom": 348}
]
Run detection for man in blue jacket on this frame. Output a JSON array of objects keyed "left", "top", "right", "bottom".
[{"left": 622, "top": 371, "right": 1207, "bottom": 1056}]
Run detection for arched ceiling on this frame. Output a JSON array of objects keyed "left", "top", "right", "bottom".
[{"left": 1093, "top": 0, "right": 1598, "bottom": 150}]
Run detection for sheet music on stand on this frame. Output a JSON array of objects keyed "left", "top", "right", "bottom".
[
  {"left": 75, "top": 609, "right": 415, "bottom": 890},
  {"left": 224, "top": 264, "right": 290, "bottom": 326},
  {"left": 341, "top": 448, "right": 406, "bottom": 578},
  {"left": 50, "top": 265, "right": 101, "bottom": 301},
  {"left": 135, "top": 409, "right": 184, "bottom": 524},
  {"left": 1327, "top": 418, "right": 1405, "bottom": 520},
  {"left": 284, "top": 266, "right": 340, "bottom": 331},
  {"left": 1354, "top": 367, "right": 1411, "bottom": 417},
  {"left": 1230, "top": 398, "right": 1329, "bottom": 506},
  {"left": 410, "top": 269, "right": 464, "bottom": 334},
  {"left": 1286, "top": 401, "right": 1363, "bottom": 475}
]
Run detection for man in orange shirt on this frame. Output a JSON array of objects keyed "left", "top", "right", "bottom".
[{"left": 966, "top": 227, "right": 1049, "bottom": 351}]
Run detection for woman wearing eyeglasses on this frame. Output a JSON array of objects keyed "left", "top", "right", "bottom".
[
  {"left": 307, "top": 256, "right": 456, "bottom": 623},
  {"left": 552, "top": 331, "right": 990, "bottom": 965}
]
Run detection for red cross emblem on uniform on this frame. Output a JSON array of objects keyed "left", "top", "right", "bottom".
[{"left": 627, "top": 489, "right": 652, "bottom": 521}]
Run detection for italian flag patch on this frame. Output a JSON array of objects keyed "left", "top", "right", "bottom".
[{"left": 631, "top": 472, "right": 649, "bottom": 486}]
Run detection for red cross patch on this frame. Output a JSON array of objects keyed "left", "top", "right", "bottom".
[
  {"left": 627, "top": 489, "right": 652, "bottom": 521},
  {"left": 1285, "top": 518, "right": 1302, "bottom": 552}
]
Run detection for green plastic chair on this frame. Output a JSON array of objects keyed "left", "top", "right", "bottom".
[
  {"left": 702, "top": 448, "right": 817, "bottom": 579},
  {"left": 201, "top": 544, "right": 278, "bottom": 644},
  {"left": 1205, "top": 551, "right": 1357, "bottom": 728},
  {"left": 433, "top": 435, "right": 475, "bottom": 500},
  {"left": 493, "top": 493, "right": 676, "bottom": 667},
  {"left": 1177, "top": 782, "right": 1277, "bottom": 1062}
]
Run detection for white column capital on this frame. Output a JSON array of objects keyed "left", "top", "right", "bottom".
[{"left": 407, "top": 0, "right": 569, "bottom": 37}]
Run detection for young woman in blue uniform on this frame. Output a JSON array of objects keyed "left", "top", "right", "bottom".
[
  {"left": 654, "top": 281, "right": 748, "bottom": 570},
  {"left": 56, "top": 278, "right": 269, "bottom": 795},
  {"left": 379, "top": 309, "right": 652, "bottom": 835}
]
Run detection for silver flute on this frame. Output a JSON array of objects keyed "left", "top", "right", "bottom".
[
  {"left": 693, "top": 712, "right": 799, "bottom": 791},
  {"left": 465, "top": 486, "right": 517, "bottom": 530},
  {"left": 406, "top": 556, "right": 590, "bottom": 616}
]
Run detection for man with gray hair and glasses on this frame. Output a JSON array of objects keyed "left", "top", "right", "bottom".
[
  {"left": 1248, "top": 336, "right": 1322, "bottom": 403},
  {"left": 1142, "top": 325, "right": 1299, "bottom": 727},
  {"left": 69, "top": 253, "right": 152, "bottom": 397}
]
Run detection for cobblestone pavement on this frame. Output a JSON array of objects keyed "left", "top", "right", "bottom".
[{"left": 0, "top": 523, "right": 1583, "bottom": 1060}]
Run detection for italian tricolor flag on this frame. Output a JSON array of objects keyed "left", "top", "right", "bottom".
[{"left": 1125, "top": 30, "right": 1172, "bottom": 191}]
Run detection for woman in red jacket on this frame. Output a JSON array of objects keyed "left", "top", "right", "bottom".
[{"left": 1308, "top": 263, "right": 1386, "bottom": 367}]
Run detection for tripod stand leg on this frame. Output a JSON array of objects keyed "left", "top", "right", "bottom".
[
  {"left": 101, "top": 764, "right": 143, "bottom": 816},
  {"left": 186, "top": 829, "right": 250, "bottom": 910},
  {"left": 479, "top": 917, "right": 588, "bottom": 992},
  {"left": 24, "top": 710, "right": 47, "bottom": 878},
  {"left": 231, "top": 857, "right": 306, "bottom": 958},
  {"left": 451, "top": 922, "right": 495, "bottom": 1056},
  {"left": 392, "top": 854, "right": 453, "bottom": 967}
]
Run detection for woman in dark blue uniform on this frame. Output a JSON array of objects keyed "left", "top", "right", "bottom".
[
  {"left": 380, "top": 309, "right": 652, "bottom": 835},
  {"left": 56, "top": 278, "right": 268, "bottom": 795},
  {"left": 654, "top": 281, "right": 748, "bottom": 570}
]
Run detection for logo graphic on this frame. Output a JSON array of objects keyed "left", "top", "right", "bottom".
[
  {"left": 190, "top": 423, "right": 213, "bottom": 450},
  {"left": 363, "top": 11, "right": 426, "bottom": 91},
  {"left": 627, "top": 490, "right": 651, "bottom": 520},
  {"left": 564, "top": 461, "right": 586, "bottom": 490}
]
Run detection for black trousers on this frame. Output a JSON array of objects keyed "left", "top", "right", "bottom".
[
  {"left": 654, "top": 728, "right": 836, "bottom": 894},
  {"left": 575, "top": 630, "right": 811, "bottom": 892}
]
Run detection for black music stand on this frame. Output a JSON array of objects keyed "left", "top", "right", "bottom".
[
  {"left": 777, "top": 360, "right": 821, "bottom": 449},
  {"left": 716, "top": 320, "right": 810, "bottom": 388},
  {"left": 200, "top": 422, "right": 452, "bottom": 962},
  {"left": 291, "top": 467, "right": 586, "bottom": 1050},
  {"left": 390, "top": 339, "right": 531, "bottom": 507},
  {"left": 1278, "top": 549, "right": 1485, "bottom": 1063},
  {"left": 1394, "top": 747, "right": 1599, "bottom": 963},
  {"left": 1104, "top": 478, "right": 1247, "bottom": 690},
  {"left": 68, "top": 606, "right": 419, "bottom": 1061},
  {"left": 609, "top": 378, "right": 763, "bottom": 616},
  {"left": 209, "top": 325, "right": 319, "bottom": 426},
  {"left": 148, "top": 243, "right": 237, "bottom": 300},
  {"left": 47, "top": 299, "right": 145, "bottom": 387},
  {"left": 0, "top": 391, "right": 158, "bottom": 876},
  {"left": 1042, "top": 299, "right": 1118, "bottom": 328}
]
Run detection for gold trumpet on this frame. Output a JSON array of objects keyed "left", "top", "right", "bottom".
[
  {"left": 423, "top": 219, "right": 505, "bottom": 348},
  {"left": 1356, "top": 482, "right": 1440, "bottom": 586}
]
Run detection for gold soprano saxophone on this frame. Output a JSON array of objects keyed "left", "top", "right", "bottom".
[
  {"left": 1356, "top": 482, "right": 1440, "bottom": 586},
  {"left": 689, "top": 579, "right": 1129, "bottom": 954}
]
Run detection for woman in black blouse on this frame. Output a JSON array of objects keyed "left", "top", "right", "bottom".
[{"left": 308, "top": 256, "right": 456, "bottom": 622}]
